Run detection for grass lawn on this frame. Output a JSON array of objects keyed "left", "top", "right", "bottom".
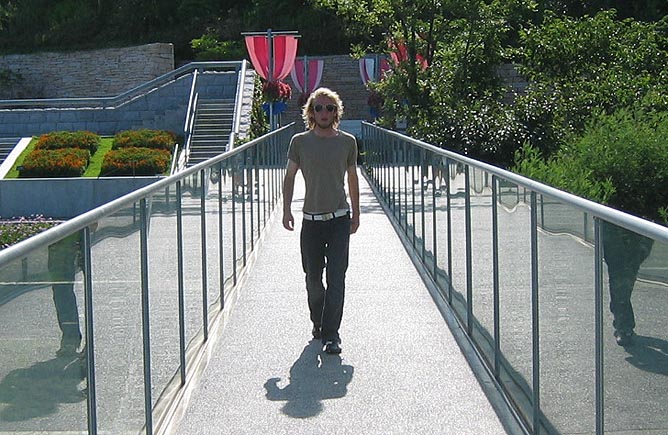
[{"left": 4, "top": 137, "right": 168, "bottom": 178}]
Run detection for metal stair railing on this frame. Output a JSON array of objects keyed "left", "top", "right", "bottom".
[{"left": 0, "top": 61, "right": 244, "bottom": 110}]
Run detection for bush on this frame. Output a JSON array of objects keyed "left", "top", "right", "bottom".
[
  {"left": 35, "top": 130, "right": 100, "bottom": 155},
  {"left": 20, "top": 148, "right": 90, "bottom": 178},
  {"left": 0, "top": 215, "right": 58, "bottom": 250},
  {"left": 513, "top": 108, "right": 668, "bottom": 224},
  {"left": 101, "top": 147, "right": 171, "bottom": 176},
  {"left": 113, "top": 129, "right": 176, "bottom": 152}
]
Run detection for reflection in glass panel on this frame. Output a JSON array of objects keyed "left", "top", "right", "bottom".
[
  {"left": 180, "top": 173, "right": 204, "bottom": 349},
  {"left": 538, "top": 196, "right": 595, "bottom": 434},
  {"left": 469, "top": 168, "right": 495, "bottom": 367},
  {"left": 203, "top": 169, "right": 222, "bottom": 318},
  {"left": 496, "top": 179, "right": 533, "bottom": 428},
  {"left": 91, "top": 206, "right": 146, "bottom": 433},
  {"left": 0, "top": 236, "right": 87, "bottom": 433},
  {"left": 449, "top": 161, "right": 468, "bottom": 324},
  {"left": 218, "top": 160, "right": 236, "bottom": 290},
  {"left": 540, "top": 195, "right": 594, "bottom": 243},
  {"left": 434, "top": 156, "right": 451, "bottom": 301},
  {"left": 422, "top": 150, "right": 439, "bottom": 274},
  {"left": 147, "top": 183, "right": 181, "bottom": 408},
  {"left": 603, "top": 227, "right": 667, "bottom": 433}
]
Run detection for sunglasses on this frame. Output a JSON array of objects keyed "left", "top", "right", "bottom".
[{"left": 314, "top": 104, "right": 336, "bottom": 113}]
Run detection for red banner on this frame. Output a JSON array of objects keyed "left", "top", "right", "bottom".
[{"left": 245, "top": 35, "right": 299, "bottom": 81}]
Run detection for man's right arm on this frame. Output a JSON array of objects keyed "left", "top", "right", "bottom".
[{"left": 282, "top": 159, "right": 299, "bottom": 231}]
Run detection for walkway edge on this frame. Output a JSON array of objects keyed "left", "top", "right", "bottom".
[
  {"left": 155, "top": 210, "right": 281, "bottom": 435},
  {"left": 361, "top": 169, "right": 530, "bottom": 435}
]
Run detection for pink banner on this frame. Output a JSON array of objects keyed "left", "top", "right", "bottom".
[
  {"left": 290, "top": 58, "right": 324, "bottom": 94},
  {"left": 359, "top": 56, "right": 390, "bottom": 85},
  {"left": 389, "top": 40, "right": 428, "bottom": 70},
  {"left": 245, "top": 35, "right": 299, "bottom": 81}
]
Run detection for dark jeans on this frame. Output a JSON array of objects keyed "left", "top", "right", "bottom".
[
  {"left": 601, "top": 222, "right": 654, "bottom": 333},
  {"left": 300, "top": 215, "right": 351, "bottom": 343},
  {"left": 48, "top": 236, "right": 82, "bottom": 346}
]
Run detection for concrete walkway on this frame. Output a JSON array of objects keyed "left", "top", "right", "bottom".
[{"left": 169, "top": 170, "right": 523, "bottom": 435}]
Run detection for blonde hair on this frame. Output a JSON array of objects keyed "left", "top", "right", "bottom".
[{"left": 301, "top": 87, "right": 344, "bottom": 130}]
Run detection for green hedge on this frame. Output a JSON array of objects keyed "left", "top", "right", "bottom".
[
  {"left": 35, "top": 130, "right": 100, "bottom": 155},
  {"left": 101, "top": 147, "right": 171, "bottom": 176},
  {"left": 20, "top": 148, "right": 90, "bottom": 178},
  {"left": 112, "top": 129, "right": 176, "bottom": 152}
]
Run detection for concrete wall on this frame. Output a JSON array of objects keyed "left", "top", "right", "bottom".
[
  {"left": 0, "top": 43, "right": 174, "bottom": 99},
  {"left": 0, "top": 71, "right": 240, "bottom": 136},
  {"left": 0, "top": 177, "right": 160, "bottom": 219}
]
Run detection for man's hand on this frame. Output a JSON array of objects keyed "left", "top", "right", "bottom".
[
  {"left": 350, "top": 214, "right": 360, "bottom": 234},
  {"left": 283, "top": 211, "right": 295, "bottom": 231}
]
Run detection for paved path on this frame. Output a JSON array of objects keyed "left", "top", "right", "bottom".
[{"left": 170, "top": 170, "right": 522, "bottom": 435}]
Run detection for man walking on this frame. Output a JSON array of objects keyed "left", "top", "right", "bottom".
[{"left": 283, "top": 87, "right": 360, "bottom": 354}]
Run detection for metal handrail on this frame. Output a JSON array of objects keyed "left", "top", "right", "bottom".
[
  {"left": 0, "top": 123, "right": 296, "bottom": 265},
  {"left": 362, "top": 122, "right": 668, "bottom": 242},
  {"left": 228, "top": 60, "right": 248, "bottom": 150},
  {"left": 0, "top": 61, "right": 244, "bottom": 109}
]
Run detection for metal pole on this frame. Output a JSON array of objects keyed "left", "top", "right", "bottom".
[
  {"left": 176, "top": 182, "right": 186, "bottom": 383},
  {"left": 492, "top": 176, "right": 500, "bottom": 377},
  {"left": 200, "top": 170, "right": 209, "bottom": 341},
  {"left": 139, "top": 199, "right": 153, "bottom": 435},
  {"left": 530, "top": 191, "right": 541, "bottom": 434},
  {"left": 594, "top": 218, "right": 604, "bottom": 435},
  {"left": 83, "top": 227, "right": 98, "bottom": 435},
  {"left": 268, "top": 29, "right": 275, "bottom": 130},
  {"left": 465, "top": 165, "right": 473, "bottom": 334}
]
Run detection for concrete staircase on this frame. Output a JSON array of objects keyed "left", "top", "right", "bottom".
[
  {"left": 187, "top": 98, "right": 235, "bottom": 167},
  {"left": 0, "top": 137, "right": 20, "bottom": 165}
]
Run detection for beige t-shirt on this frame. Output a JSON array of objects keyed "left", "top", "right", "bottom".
[{"left": 287, "top": 129, "right": 358, "bottom": 214}]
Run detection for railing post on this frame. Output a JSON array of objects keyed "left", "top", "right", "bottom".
[
  {"left": 530, "top": 191, "right": 540, "bottom": 434},
  {"left": 464, "top": 165, "right": 473, "bottom": 333},
  {"left": 176, "top": 182, "right": 187, "bottom": 384},
  {"left": 445, "top": 158, "right": 453, "bottom": 304},
  {"left": 492, "top": 176, "right": 500, "bottom": 377},
  {"left": 200, "top": 170, "right": 209, "bottom": 341},
  {"left": 594, "top": 218, "right": 604, "bottom": 435},
  {"left": 139, "top": 198, "right": 153, "bottom": 435},
  {"left": 82, "top": 226, "right": 98, "bottom": 435},
  {"left": 217, "top": 165, "right": 226, "bottom": 310}
]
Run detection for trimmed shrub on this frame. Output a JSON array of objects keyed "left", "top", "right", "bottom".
[
  {"left": 0, "top": 215, "right": 58, "bottom": 250},
  {"left": 35, "top": 130, "right": 100, "bottom": 155},
  {"left": 514, "top": 108, "right": 668, "bottom": 224},
  {"left": 112, "top": 129, "right": 176, "bottom": 152},
  {"left": 101, "top": 147, "right": 171, "bottom": 176},
  {"left": 20, "top": 148, "right": 90, "bottom": 178}
]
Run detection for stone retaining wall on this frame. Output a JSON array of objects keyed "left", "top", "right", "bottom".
[
  {"left": 0, "top": 43, "right": 174, "bottom": 99},
  {"left": 0, "top": 71, "right": 239, "bottom": 137}
]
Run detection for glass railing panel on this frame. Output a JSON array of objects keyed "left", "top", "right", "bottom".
[
  {"left": 421, "top": 150, "right": 439, "bottom": 275},
  {"left": 539, "top": 195, "right": 594, "bottom": 243},
  {"left": 0, "top": 235, "right": 88, "bottom": 433},
  {"left": 218, "top": 161, "right": 236, "bottom": 288},
  {"left": 434, "top": 157, "right": 451, "bottom": 300},
  {"left": 469, "top": 167, "right": 495, "bottom": 367},
  {"left": 202, "top": 169, "right": 222, "bottom": 318},
  {"left": 448, "top": 160, "right": 469, "bottom": 324},
  {"left": 146, "top": 184, "right": 181, "bottom": 410},
  {"left": 231, "top": 154, "right": 246, "bottom": 271},
  {"left": 179, "top": 173, "right": 204, "bottom": 349},
  {"left": 537, "top": 196, "right": 596, "bottom": 434},
  {"left": 90, "top": 206, "right": 146, "bottom": 434},
  {"left": 496, "top": 178, "right": 533, "bottom": 428},
  {"left": 602, "top": 224, "right": 667, "bottom": 433}
]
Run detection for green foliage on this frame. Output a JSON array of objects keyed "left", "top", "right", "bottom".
[
  {"left": 248, "top": 75, "right": 269, "bottom": 139},
  {"left": 20, "top": 147, "right": 90, "bottom": 178},
  {"left": 0, "top": 215, "right": 58, "bottom": 250},
  {"left": 35, "top": 130, "right": 100, "bottom": 154},
  {"left": 112, "top": 129, "right": 176, "bottom": 152},
  {"left": 514, "top": 109, "right": 668, "bottom": 224},
  {"left": 191, "top": 34, "right": 246, "bottom": 61},
  {"left": 101, "top": 147, "right": 171, "bottom": 176},
  {"left": 515, "top": 11, "right": 668, "bottom": 157}
]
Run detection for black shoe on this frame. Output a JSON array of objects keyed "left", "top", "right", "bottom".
[
  {"left": 312, "top": 324, "right": 322, "bottom": 340},
  {"left": 614, "top": 330, "right": 635, "bottom": 346},
  {"left": 323, "top": 340, "right": 342, "bottom": 354}
]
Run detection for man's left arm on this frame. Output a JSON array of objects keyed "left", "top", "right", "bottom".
[{"left": 347, "top": 164, "right": 360, "bottom": 234}]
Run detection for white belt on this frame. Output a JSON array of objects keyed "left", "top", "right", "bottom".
[{"left": 303, "top": 210, "right": 349, "bottom": 221}]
